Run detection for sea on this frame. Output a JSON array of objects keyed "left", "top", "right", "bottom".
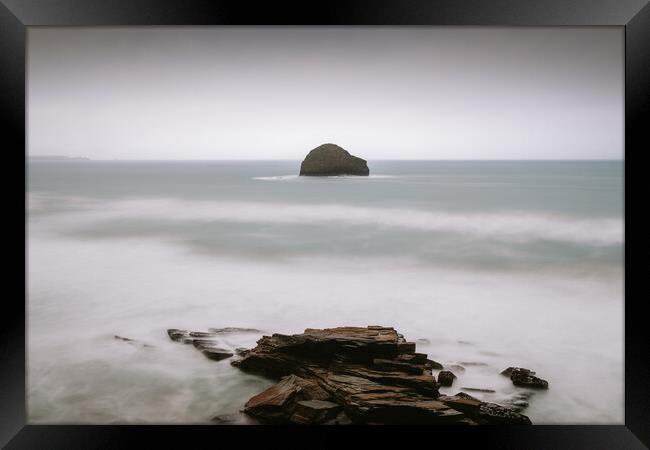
[{"left": 26, "top": 160, "right": 624, "bottom": 424}]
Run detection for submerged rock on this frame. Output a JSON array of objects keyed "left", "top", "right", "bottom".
[
  {"left": 511, "top": 370, "right": 548, "bottom": 390},
  {"left": 232, "top": 326, "right": 532, "bottom": 425},
  {"left": 169, "top": 328, "right": 233, "bottom": 362},
  {"left": 189, "top": 331, "right": 217, "bottom": 338},
  {"left": 114, "top": 335, "right": 153, "bottom": 348},
  {"left": 167, "top": 329, "right": 188, "bottom": 341},
  {"left": 438, "top": 370, "right": 457, "bottom": 387},
  {"left": 501, "top": 367, "right": 535, "bottom": 377},
  {"left": 209, "top": 327, "right": 262, "bottom": 334},
  {"left": 202, "top": 348, "right": 234, "bottom": 361},
  {"left": 497, "top": 391, "right": 535, "bottom": 413},
  {"left": 299, "top": 143, "right": 369, "bottom": 176},
  {"left": 460, "top": 387, "right": 496, "bottom": 393},
  {"left": 192, "top": 339, "right": 221, "bottom": 350},
  {"left": 501, "top": 367, "right": 549, "bottom": 390},
  {"left": 437, "top": 393, "right": 532, "bottom": 425}
]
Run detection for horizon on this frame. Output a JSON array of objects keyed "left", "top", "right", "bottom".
[{"left": 27, "top": 156, "right": 624, "bottom": 161}]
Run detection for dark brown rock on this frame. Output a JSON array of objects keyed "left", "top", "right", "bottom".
[
  {"left": 244, "top": 374, "right": 330, "bottom": 423},
  {"left": 510, "top": 368, "right": 549, "bottom": 390},
  {"left": 290, "top": 400, "right": 341, "bottom": 424},
  {"left": 425, "top": 359, "right": 444, "bottom": 370},
  {"left": 232, "top": 326, "right": 532, "bottom": 425},
  {"left": 201, "top": 348, "right": 234, "bottom": 361},
  {"left": 299, "top": 143, "right": 369, "bottom": 176},
  {"left": 438, "top": 370, "right": 457, "bottom": 387},
  {"left": 438, "top": 394, "right": 532, "bottom": 425},
  {"left": 501, "top": 367, "right": 548, "bottom": 389},
  {"left": 397, "top": 352, "right": 440, "bottom": 368},
  {"left": 192, "top": 339, "right": 220, "bottom": 350},
  {"left": 167, "top": 329, "right": 188, "bottom": 341},
  {"left": 372, "top": 358, "right": 424, "bottom": 375},
  {"left": 501, "top": 367, "right": 536, "bottom": 377}
]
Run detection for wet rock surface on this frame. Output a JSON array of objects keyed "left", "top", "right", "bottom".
[
  {"left": 438, "top": 370, "right": 457, "bottom": 387},
  {"left": 497, "top": 391, "right": 535, "bottom": 413},
  {"left": 231, "top": 326, "right": 533, "bottom": 425},
  {"left": 243, "top": 374, "right": 332, "bottom": 424},
  {"left": 202, "top": 347, "right": 235, "bottom": 361},
  {"left": 437, "top": 393, "right": 532, "bottom": 425},
  {"left": 209, "top": 327, "right": 263, "bottom": 334},
  {"left": 502, "top": 367, "right": 549, "bottom": 390},
  {"left": 299, "top": 143, "right": 369, "bottom": 176},
  {"left": 167, "top": 328, "right": 237, "bottom": 362}
]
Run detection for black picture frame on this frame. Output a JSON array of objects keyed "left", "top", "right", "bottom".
[{"left": 3, "top": 0, "right": 648, "bottom": 448}]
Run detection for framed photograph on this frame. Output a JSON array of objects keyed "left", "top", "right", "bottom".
[{"left": 3, "top": 0, "right": 649, "bottom": 447}]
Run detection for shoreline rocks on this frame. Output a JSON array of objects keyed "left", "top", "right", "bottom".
[
  {"left": 299, "top": 143, "right": 369, "bottom": 176},
  {"left": 167, "top": 328, "right": 235, "bottom": 361},
  {"left": 501, "top": 367, "right": 549, "bottom": 390},
  {"left": 231, "top": 326, "right": 533, "bottom": 425}
]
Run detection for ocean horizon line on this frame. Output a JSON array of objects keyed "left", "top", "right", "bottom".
[{"left": 26, "top": 157, "right": 625, "bottom": 162}]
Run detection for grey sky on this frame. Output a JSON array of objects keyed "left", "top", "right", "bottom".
[{"left": 28, "top": 27, "right": 623, "bottom": 160}]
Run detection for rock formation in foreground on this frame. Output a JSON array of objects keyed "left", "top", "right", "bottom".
[
  {"left": 231, "top": 326, "right": 533, "bottom": 425},
  {"left": 299, "top": 143, "right": 369, "bottom": 176}
]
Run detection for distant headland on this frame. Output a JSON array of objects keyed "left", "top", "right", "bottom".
[{"left": 299, "top": 143, "right": 369, "bottom": 176}]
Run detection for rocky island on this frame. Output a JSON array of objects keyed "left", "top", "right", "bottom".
[{"left": 299, "top": 143, "right": 369, "bottom": 176}]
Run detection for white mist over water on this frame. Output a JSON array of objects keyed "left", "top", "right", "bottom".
[{"left": 27, "top": 161, "right": 623, "bottom": 424}]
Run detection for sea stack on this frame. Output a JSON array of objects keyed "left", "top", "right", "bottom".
[{"left": 299, "top": 143, "right": 369, "bottom": 176}]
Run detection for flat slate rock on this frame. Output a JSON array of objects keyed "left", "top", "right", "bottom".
[
  {"left": 244, "top": 374, "right": 330, "bottom": 424},
  {"left": 167, "top": 329, "right": 189, "bottom": 341},
  {"left": 202, "top": 348, "right": 234, "bottom": 361},
  {"left": 232, "top": 326, "right": 532, "bottom": 425},
  {"left": 168, "top": 328, "right": 234, "bottom": 362},
  {"left": 291, "top": 400, "right": 342, "bottom": 425},
  {"left": 208, "top": 327, "right": 262, "bottom": 334}
]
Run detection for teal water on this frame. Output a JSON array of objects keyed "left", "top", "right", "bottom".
[{"left": 27, "top": 160, "right": 624, "bottom": 424}]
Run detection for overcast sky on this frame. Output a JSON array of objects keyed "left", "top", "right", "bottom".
[{"left": 28, "top": 27, "right": 623, "bottom": 160}]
